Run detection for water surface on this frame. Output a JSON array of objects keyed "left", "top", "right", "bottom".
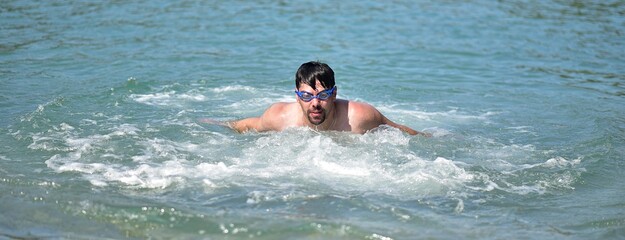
[{"left": 1, "top": 0, "right": 624, "bottom": 239}]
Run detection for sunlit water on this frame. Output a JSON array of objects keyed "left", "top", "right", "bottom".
[{"left": 1, "top": 1, "right": 624, "bottom": 239}]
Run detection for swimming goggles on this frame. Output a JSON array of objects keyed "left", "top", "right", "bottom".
[{"left": 295, "top": 86, "right": 336, "bottom": 102}]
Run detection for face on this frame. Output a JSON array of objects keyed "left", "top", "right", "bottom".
[{"left": 296, "top": 81, "right": 336, "bottom": 126}]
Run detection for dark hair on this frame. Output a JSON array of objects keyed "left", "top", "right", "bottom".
[{"left": 295, "top": 61, "right": 335, "bottom": 90}]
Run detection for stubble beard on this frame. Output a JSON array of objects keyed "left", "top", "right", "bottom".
[{"left": 307, "top": 106, "right": 326, "bottom": 126}]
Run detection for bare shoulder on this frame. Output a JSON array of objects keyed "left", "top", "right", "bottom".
[
  {"left": 347, "top": 100, "right": 426, "bottom": 136},
  {"left": 347, "top": 100, "right": 383, "bottom": 120},
  {"left": 345, "top": 100, "right": 384, "bottom": 133},
  {"left": 260, "top": 102, "right": 299, "bottom": 130}
]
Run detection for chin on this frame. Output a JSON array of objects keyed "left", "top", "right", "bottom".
[
  {"left": 310, "top": 119, "right": 324, "bottom": 126},
  {"left": 308, "top": 116, "right": 325, "bottom": 126}
]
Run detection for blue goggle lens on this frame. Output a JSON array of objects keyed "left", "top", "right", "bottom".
[{"left": 295, "top": 87, "right": 335, "bottom": 102}]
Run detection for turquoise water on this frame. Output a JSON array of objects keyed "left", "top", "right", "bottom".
[{"left": 1, "top": 0, "right": 624, "bottom": 239}]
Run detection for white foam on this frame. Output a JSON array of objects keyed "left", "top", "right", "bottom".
[
  {"left": 505, "top": 126, "right": 537, "bottom": 135},
  {"left": 482, "top": 156, "right": 583, "bottom": 195},
  {"left": 130, "top": 91, "right": 207, "bottom": 107},
  {"left": 377, "top": 105, "right": 497, "bottom": 124},
  {"left": 131, "top": 91, "right": 175, "bottom": 105},
  {"left": 28, "top": 122, "right": 113, "bottom": 152},
  {"left": 422, "top": 127, "right": 452, "bottom": 137},
  {"left": 39, "top": 114, "right": 582, "bottom": 202},
  {"left": 499, "top": 156, "right": 581, "bottom": 174},
  {"left": 209, "top": 85, "right": 257, "bottom": 93},
  {"left": 110, "top": 124, "right": 140, "bottom": 136},
  {"left": 542, "top": 156, "right": 581, "bottom": 168},
  {"left": 314, "top": 159, "right": 371, "bottom": 176},
  {"left": 43, "top": 127, "right": 475, "bottom": 200},
  {"left": 49, "top": 129, "right": 454, "bottom": 197},
  {"left": 57, "top": 123, "right": 75, "bottom": 131},
  {"left": 222, "top": 98, "right": 279, "bottom": 111}
]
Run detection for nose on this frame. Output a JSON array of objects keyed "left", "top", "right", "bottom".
[{"left": 310, "top": 97, "right": 321, "bottom": 107}]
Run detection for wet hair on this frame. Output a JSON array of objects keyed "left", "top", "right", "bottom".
[{"left": 295, "top": 61, "right": 335, "bottom": 90}]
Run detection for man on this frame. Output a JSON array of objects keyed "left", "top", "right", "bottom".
[{"left": 207, "top": 61, "right": 428, "bottom": 136}]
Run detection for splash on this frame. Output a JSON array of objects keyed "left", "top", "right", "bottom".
[
  {"left": 40, "top": 123, "right": 479, "bottom": 201},
  {"left": 23, "top": 84, "right": 584, "bottom": 204}
]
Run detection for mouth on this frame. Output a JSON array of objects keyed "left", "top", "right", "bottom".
[
  {"left": 310, "top": 110, "right": 323, "bottom": 117},
  {"left": 307, "top": 108, "right": 325, "bottom": 124}
]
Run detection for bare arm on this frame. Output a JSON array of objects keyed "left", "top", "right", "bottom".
[
  {"left": 227, "top": 117, "right": 264, "bottom": 133},
  {"left": 202, "top": 103, "right": 286, "bottom": 133},
  {"left": 199, "top": 117, "right": 263, "bottom": 133},
  {"left": 382, "top": 116, "right": 430, "bottom": 137},
  {"left": 351, "top": 101, "right": 429, "bottom": 136}
]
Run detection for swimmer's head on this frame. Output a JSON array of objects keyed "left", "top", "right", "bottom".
[{"left": 295, "top": 61, "right": 335, "bottom": 91}]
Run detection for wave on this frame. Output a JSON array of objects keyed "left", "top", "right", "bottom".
[
  {"left": 8, "top": 83, "right": 586, "bottom": 210},
  {"left": 37, "top": 120, "right": 584, "bottom": 204}
]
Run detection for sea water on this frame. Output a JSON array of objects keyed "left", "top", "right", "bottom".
[{"left": 1, "top": 0, "right": 624, "bottom": 239}]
